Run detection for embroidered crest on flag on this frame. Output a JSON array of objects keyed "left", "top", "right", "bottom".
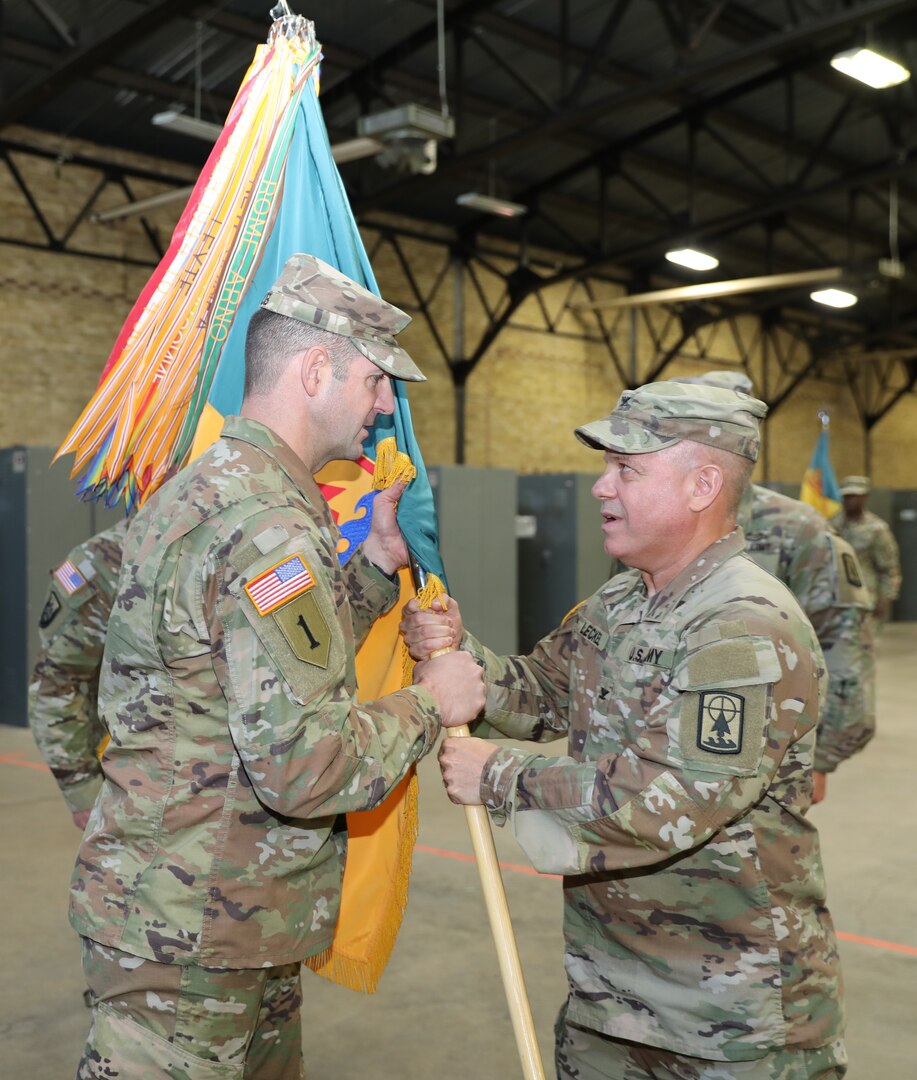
[
  {"left": 245, "top": 554, "right": 315, "bottom": 615},
  {"left": 53, "top": 559, "right": 86, "bottom": 596},
  {"left": 697, "top": 690, "right": 745, "bottom": 755}
]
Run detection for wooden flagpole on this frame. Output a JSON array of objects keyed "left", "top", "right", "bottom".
[
  {"left": 412, "top": 558, "right": 545, "bottom": 1080},
  {"left": 444, "top": 721, "right": 546, "bottom": 1080}
]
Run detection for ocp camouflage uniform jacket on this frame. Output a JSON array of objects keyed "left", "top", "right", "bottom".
[
  {"left": 29, "top": 517, "right": 129, "bottom": 814},
  {"left": 465, "top": 529, "right": 843, "bottom": 1062},
  {"left": 830, "top": 508, "right": 902, "bottom": 609},
  {"left": 70, "top": 417, "right": 441, "bottom": 968},
  {"left": 739, "top": 484, "right": 874, "bottom": 773}
]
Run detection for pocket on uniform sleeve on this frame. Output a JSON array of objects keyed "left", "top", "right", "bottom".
[
  {"left": 223, "top": 545, "right": 346, "bottom": 707},
  {"left": 672, "top": 634, "right": 781, "bottom": 776}
]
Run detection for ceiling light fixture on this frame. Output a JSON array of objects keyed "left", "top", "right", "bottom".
[
  {"left": 330, "top": 136, "right": 384, "bottom": 164},
  {"left": 152, "top": 109, "right": 223, "bottom": 142},
  {"left": 92, "top": 185, "right": 195, "bottom": 224},
  {"left": 456, "top": 191, "right": 527, "bottom": 218},
  {"left": 152, "top": 110, "right": 386, "bottom": 166},
  {"left": 571, "top": 261, "right": 904, "bottom": 312},
  {"left": 810, "top": 288, "right": 858, "bottom": 308},
  {"left": 830, "top": 47, "right": 910, "bottom": 89},
  {"left": 665, "top": 247, "right": 719, "bottom": 271}
]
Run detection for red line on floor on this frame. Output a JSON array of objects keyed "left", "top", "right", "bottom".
[
  {"left": 415, "top": 843, "right": 917, "bottom": 957},
  {"left": 5, "top": 757, "right": 915, "bottom": 959},
  {"left": 415, "top": 843, "right": 561, "bottom": 879},
  {"left": 0, "top": 753, "right": 49, "bottom": 772},
  {"left": 836, "top": 931, "right": 917, "bottom": 957}
]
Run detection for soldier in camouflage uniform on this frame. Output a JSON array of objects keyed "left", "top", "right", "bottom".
[
  {"left": 675, "top": 373, "right": 875, "bottom": 801},
  {"left": 70, "top": 253, "right": 485, "bottom": 1079},
  {"left": 831, "top": 475, "right": 902, "bottom": 625},
  {"left": 739, "top": 486, "right": 874, "bottom": 797},
  {"left": 403, "top": 382, "right": 845, "bottom": 1079},
  {"left": 29, "top": 517, "right": 128, "bottom": 829}
]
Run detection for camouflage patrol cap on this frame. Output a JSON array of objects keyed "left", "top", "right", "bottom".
[
  {"left": 575, "top": 380, "right": 768, "bottom": 461},
  {"left": 839, "top": 475, "right": 870, "bottom": 495},
  {"left": 672, "top": 370, "right": 755, "bottom": 394},
  {"left": 261, "top": 253, "right": 425, "bottom": 382}
]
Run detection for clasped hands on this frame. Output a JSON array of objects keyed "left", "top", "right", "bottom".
[{"left": 401, "top": 594, "right": 496, "bottom": 806}]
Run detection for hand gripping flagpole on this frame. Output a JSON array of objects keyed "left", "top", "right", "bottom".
[{"left": 410, "top": 558, "right": 546, "bottom": 1080}]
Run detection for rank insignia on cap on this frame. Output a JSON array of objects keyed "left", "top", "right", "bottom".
[
  {"left": 842, "top": 552, "right": 862, "bottom": 588},
  {"left": 697, "top": 691, "right": 745, "bottom": 755},
  {"left": 53, "top": 559, "right": 86, "bottom": 596},
  {"left": 245, "top": 554, "right": 315, "bottom": 616}
]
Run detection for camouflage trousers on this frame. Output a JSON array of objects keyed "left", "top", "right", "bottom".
[
  {"left": 76, "top": 938, "right": 305, "bottom": 1080},
  {"left": 555, "top": 1007, "right": 847, "bottom": 1080}
]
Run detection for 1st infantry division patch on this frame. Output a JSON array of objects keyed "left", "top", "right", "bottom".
[{"left": 697, "top": 691, "right": 745, "bottom": 755}]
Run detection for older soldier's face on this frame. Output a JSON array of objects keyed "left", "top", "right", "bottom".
[
  {"left": 320, "top": 351, "right": 395, "bottom": 461},
  {"left": 592, "top": 447, "right": 695, "bottom": 568}
]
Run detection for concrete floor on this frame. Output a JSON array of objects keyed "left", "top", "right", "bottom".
[{"left": 3, "top": 625, "right": 916, "bottom": 1079}]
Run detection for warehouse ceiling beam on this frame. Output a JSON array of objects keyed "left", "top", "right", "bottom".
[
  {"left": 31, "top": 0, "right": 76, "bottom": 48},
  {"left": 559, "top": 0, "right": 630, "bottom": 109},
  {"left": 0, "top": 34, "right": 235, "bottom": 120},
  {"left": 467, "top": 26, "right": 556, "bottom": 115},
  {"left": 358, "top": 0, "right": 915, "bottom": 213},
  {"left": 117, "top": 3, "right": 900, "bottom": 276},
  {"left": 571, "top": 264, "right": 905, "bottom": 313},
  {"left": 0, "top": 139, "right": 189, "bottom": 265},
  {"left": 319, "top": 0, "right": 504, "bottom": 112},
  {"left": 0, "top": 0, "right": 191, "bottom": 130}
]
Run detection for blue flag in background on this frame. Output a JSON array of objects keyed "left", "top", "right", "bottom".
[{"left": 800, "top": 427, "right": 842, "bottom": 518}]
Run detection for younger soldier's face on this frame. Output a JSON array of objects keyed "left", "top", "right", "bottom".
[
  {"left": 318, "top": 351, "right": 395, "bottom": 461},
  {"left": 592, "top": 448, "right": 695, "bottom": 569}
]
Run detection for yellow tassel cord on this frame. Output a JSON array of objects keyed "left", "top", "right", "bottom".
[
  {"left": 372, "top": 436, "right": 416, "bottom": 491},
  {"left": 305, "top": 441, "right": 437, "bottom": 993},
  {"left": 402, "top": 571, "right": 448, "bottom": 685}
]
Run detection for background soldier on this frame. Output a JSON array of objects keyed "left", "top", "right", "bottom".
[
  {"left": 676, "top": 373, "right": 875, "bottom": 802},
  {"left": 29, "top": 518, "right": 128, "bottom": 829},
  {"left": 739, "top": 485, "right": 874, "bottom": 800},
  {"left": 71, "top": 253, "right": 484, "bottom": 1080},
  {"left": 832, "top": 475, "right": 902, "bottom": 626},
  {"left": 403, "top": 382, "right": 846, "bottom": 1080}
]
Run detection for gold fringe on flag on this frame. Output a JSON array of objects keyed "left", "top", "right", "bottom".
[
  {"left": 372, "top": 436, "right": 417, "bottom": 491},
  {"left": 304, "top": 442, "right": 440, "bottom": 993}
]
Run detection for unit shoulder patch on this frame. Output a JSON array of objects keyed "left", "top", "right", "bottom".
[
  {"left": 39, "top": 590, "right": 62, "bottom": 628},
  {"left": 679, "top": 680, "right": 769, "bottom": 775},
  {"left": 827, "top": 534, "right": 871, "bottom": 608},
  {"left": 842, "top": 551, "right": 862, "bottom": 587},
  {"left": 273, "top": 592, "right": 332, "bottom": 669},
  {"left": 696, "top": 690, "right": 745, "bottom": 755},
  {"left": 244, "top": 554, "right": 315, "bottom": 615}
]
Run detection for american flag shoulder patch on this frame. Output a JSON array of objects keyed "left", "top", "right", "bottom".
[
  {"left": 53, "top": 559, "right": 86, "bottom": 596},
  {"left": 244, "top": 554, "right": 316, "bottom": 616}
]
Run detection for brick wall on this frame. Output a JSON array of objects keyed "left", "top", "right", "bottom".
[{"left": 2, "top": 125, "right": 915, "bottom": 488}]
